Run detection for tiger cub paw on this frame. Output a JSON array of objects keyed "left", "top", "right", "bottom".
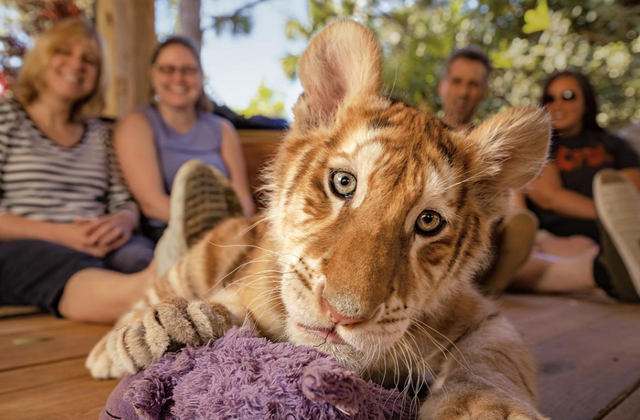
[
  {"left": 420, "top": 390, "right": 548, "bottom": 420},
  {"left": 86, "top": 298, "right": 232, "bottom": 379}
]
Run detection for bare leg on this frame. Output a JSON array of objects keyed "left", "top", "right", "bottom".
[
  {"left": 511, "top": 232, "right": 600, "bottom": 293},
  {"left": 58, "top": 261, "right": 156, "bottom": 324}
]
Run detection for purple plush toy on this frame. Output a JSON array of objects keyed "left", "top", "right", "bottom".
[{"left": 100, "top": 327, "right": 417, "bottom": 420}]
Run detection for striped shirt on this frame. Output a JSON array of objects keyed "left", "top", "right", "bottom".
[{"left": 0, "top": 97, "right": 138, "bottom": 223}]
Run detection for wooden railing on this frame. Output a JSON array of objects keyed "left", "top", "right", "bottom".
[{"left": 237, "top": 129, "right": 287, "bottom": 204}]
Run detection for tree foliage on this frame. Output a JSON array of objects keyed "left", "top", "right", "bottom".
[
  {"left": 207, "top": 0, "right": 272, "bottom": 36},
  {"left": 236, "top": 81, "right": 286, "bottom": 118},
  {"left": 158, "top": 0, "right": 273, "bottom": 39},
  {"left": 283, "top": 0, "right": 640, "bottom": 129}
]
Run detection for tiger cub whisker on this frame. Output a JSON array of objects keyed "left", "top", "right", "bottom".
[{"left": 87, "top": 20, "right": 550, "bottom": 420}]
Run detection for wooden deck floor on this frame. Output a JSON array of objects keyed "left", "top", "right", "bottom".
[{"left": 1, "top": 293, "right": 639, "bottom": 420}]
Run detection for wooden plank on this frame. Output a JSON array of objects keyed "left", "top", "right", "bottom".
[
  {"left": 534, "top": 315, "right": 640, "bottom": 420},
  {"left": 238, "top": 130, "right": 284, "bottom": 204},
  {"left": 0, "top": 322, "right": 110, "bottom": 371},
  {"left": 501, "top": 294, "right": 640, "bottom": 420},
  {"left": 602, "top": 382, "right": 640, "bottom": 420},
  {"left": 0, "top": 374, "right": 117, "bottom": 420},
  {"left": 0, "top": 315, "right": 70, "bottom": 336},
  {"left": 0, "top": 317, "right": 116, "bottom": 418},
  {"left": 242, "top": 142, "right": 279, "bottom": 191},
  {"left": 0, "top": 358, "right": 90, "bottom": 395},
  {"left": 501, "top": 293, "right": 619, "bottom": 341},
  {"left": 0, "top": 295, "right": 637, "bottom": 420},
  {"left": 238, "top": 129, "right": 287, "bottom": 145}
]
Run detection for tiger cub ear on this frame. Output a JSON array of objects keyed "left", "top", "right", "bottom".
[
  {"left": 466, "top": 106, "right": 551, "bottom": 190},
  {"left": 293, "top": 20, "right": 382, "bottom": 130}
]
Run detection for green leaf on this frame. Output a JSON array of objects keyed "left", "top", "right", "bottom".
[
  {"left": 523, "top": 0, "right": 551, "bottom": 34},
  {"left": 451, "top": 0, "right": 463, "bottom": 18},
  {"left": 280, "top": 54, "right": 300, "bottom": 80},
  {"left": 285, "top": 19, "right": 304, "bottom": 40},
  {"left": 490, "top": 51, "right": 512, "bottom": 69},
  {"left": 236, "top": 81, "right": 286, "bottom": 118}
]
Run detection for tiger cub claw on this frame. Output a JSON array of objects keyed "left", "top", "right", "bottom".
[
  {"left": 86, "top": 297, "right": 232, "bottom": 379},
  {"left": 420, "top": 390, "right": 548, "bottom": 420}
]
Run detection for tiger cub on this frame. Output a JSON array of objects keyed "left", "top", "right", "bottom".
[{"left": 88, "top": 20, "right": 550, "bottom": 419}]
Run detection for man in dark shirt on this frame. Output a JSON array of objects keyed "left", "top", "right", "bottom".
[{"left": 437, "top": 47, "right": 539, "bottom": 295}]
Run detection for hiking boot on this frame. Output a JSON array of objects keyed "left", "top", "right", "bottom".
[
  {"left": 482, "top": 209, "right": 538, "bottom": 296},
  {"left": 593, "top": 169, "right": 640, "bottom": 302},
  {"left": 155, "top": 160, "right": 243, "bottom": 277}
]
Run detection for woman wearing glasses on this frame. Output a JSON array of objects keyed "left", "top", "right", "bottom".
[
  {"left": 114, "top": 36, "right": 255, "bottom": 275},
  {"left": 511, "top": 70, "right": 640, "bottom": 301}
]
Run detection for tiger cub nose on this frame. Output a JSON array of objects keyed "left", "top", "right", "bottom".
[{"left": 321, "top": 295, "right": 369, "bottom": 326}]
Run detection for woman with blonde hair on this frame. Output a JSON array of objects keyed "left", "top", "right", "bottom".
[{"left": 0, "top": 18, "right": 155, "bottom": 323}]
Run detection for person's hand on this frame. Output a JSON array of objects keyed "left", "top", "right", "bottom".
[
  {"left": 50, "top": 223, "right": 112, "bottom": 257},
  {"left": 78, "top": 212, "right": 136, "bottom": 252}
]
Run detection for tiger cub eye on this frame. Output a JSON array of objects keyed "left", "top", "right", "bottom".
[
  {"left": 415, "top": 210, "right": 445, "bottom": 236},
  {"left": 330, "top": 170, "right": 357, "bottom": 198}
]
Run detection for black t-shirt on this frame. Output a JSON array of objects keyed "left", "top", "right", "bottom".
[{"left": 528, "top": 129, "right": 640, "bottom": 242}]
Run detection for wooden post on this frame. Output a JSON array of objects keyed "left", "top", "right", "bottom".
[{"left": 96, "top": 0, "right": 156, "bottom": 119}]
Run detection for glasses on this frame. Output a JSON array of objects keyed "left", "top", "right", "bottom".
[
  {"left": 153, "top": 64, "right": 200, "bottom": 76},
  {"left": 542, "top": 90, "right": 577, "bottom": 105}
]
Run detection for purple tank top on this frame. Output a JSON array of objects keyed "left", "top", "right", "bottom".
[{"left": 139, "top": 105, "right": 229, "bottom": 193}]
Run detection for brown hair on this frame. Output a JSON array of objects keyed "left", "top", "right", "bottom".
[
  {"left": 443, "top": 46, "right": 493, "bottom": 82},
  {"left": 12, "top": 17, "right": 107, "bottom": 122},
  {"left": 540, "top": 70, "right": 602, "bottom": 133},
  {"left": 150, "top": 36, "right": 212, "bottom": 112}
]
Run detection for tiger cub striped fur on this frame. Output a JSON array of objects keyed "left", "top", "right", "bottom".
[{"left": 88, "top": 20, "right": 550, "bottom": 419}]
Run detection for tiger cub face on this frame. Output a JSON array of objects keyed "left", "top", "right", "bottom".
[{"left": 263, "top": 21, "right": 549, "bottom": 372}]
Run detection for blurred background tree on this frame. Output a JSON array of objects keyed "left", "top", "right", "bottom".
[
  {"left": 165, "top": 0, "right": 273, "bottom": 48},
  {"left": 236, "top": 80, "right": 286, "bottom": 118},
  {"left": 283, "top": 0, "right": 640, "bottom": 129},
  {"left": 2, "top": 0, "right": 638, "bottom": 127}
]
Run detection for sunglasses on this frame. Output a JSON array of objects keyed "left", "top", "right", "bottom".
[
  {"left": 153, "top": 64, "right": 200, "bottom": 76},
  {"left": 542, "top": 90, "right": 577, "bottom": 105}
]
